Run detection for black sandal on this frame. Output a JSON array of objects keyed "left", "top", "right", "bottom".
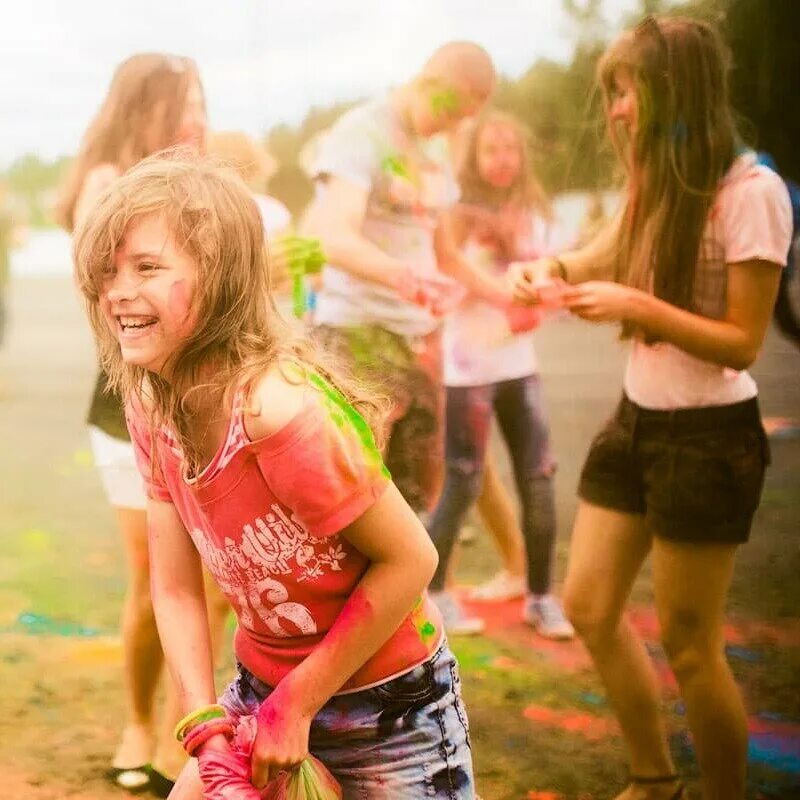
[
  {"left": 629, "top": 774, "right": 685, "bottom": 799},
  {"left": 146, "top": 766, "right": 176, "bottom": 799}
]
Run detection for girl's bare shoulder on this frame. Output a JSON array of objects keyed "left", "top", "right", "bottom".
[{"left": 243, "top": 362, "right": 309, "bottom": 440}]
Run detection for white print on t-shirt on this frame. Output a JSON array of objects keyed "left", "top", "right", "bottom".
[{"left": 190, "top": 503, "right": 348, "bottom": 637}]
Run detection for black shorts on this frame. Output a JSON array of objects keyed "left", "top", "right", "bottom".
[{"left": 578, "top": 395, "right": 771, "bottom": 544}]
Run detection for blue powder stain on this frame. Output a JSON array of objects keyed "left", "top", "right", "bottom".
[
  {"left": 579, "top": 692, "right": 605, "bottom": 707},
  {"left": 14, "top": 611, "right": 100, "bottom": 637},
  {"left": 758, "top": 711, "right": 790, "bottom": 723},
  {"left": 725, "top": 644, "right": 762, "bottom": 663},
  {"left": 748, "top": 734, "right": 800, "bottom": 774}
]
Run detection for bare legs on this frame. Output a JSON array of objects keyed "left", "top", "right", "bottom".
[
  {"left": 564, "top": 502, "right": 746, "bottom": 799},
  {"left": 114, "top": 507, "right": 161, "bottom": 770}
]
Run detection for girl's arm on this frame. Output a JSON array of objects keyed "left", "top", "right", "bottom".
[
  {"left": 565, "top": 259, "right": 782, "bottom": 371},
  {"left": 434, "top": 209, "right": 513, "bottom": 306},
  {"left": 249, "top": 483, "right": 438, "bottom": 786},
  {"left": 508, "top": 215, "right": 619, "bottom": 301},
  {"left": 148, "top": 497, "right": 217, "bottom": 713}
]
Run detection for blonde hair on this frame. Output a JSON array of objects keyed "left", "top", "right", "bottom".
[
  {"left": 598, "top": 16, "right": 738, "bottom": 333},
  {"left": 207, "top": 130, "right": 278, "bottom": 191},
  {"left": 57, "top": 53, "right": 202, "bottom": 232},
  {"left": 73, "top": 152, "right": 387, "bottom": 473}
]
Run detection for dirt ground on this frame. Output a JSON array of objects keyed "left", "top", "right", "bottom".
[{"left": 1, "top": 275, "right": 798, "bottom": 799}]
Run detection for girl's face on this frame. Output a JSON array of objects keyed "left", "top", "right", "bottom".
[
  {"left": 608, "top": 67, "right": 638, "bottom": 136},
  {"left": 476, "top": 122, "right": 522, "bottom": 189},
  {"left": 174, "top": 77, "right": 207, "bottom": 151},
  {"left": 100, "top": 214, "right": 198, "bottom": 375}
]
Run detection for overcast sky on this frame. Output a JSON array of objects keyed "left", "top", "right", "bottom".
[{"left": 1, "top": 0, "right": 639, "bottom": 168}]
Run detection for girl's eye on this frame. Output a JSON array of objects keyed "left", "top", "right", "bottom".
[{"left": 139, "top": 262, "right": 160, "bottom": 273}]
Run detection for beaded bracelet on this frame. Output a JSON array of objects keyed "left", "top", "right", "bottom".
[
  {"left": 174, "top": 703, "right": 228, "bottom": 743},
  {"left": 183, "top": 718, "right": 236, "bottom": 757}
]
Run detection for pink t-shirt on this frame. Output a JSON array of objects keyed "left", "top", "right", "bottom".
[
  {"left": 126, "top": 375, "right": 443, "bottom": 692},
  {"left": 624, "top": 152, "right": 793, "bottom": 409}
]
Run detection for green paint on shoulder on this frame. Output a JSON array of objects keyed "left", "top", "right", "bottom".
[{"left": 308, "top": 372, "right": 390, "bottom": 479}]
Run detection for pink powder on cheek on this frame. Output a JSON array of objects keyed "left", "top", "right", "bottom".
[{"left": 167, "top": 279, "right": 196, "bottom": 332}]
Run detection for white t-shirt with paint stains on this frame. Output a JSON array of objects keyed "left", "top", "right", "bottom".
[{"left": 311, "top": 95, "right": 459, "bottom": 337}]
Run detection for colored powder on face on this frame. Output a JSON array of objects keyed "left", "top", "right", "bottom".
[
  {"left": 430, "top": 87, "right": 460, "bottom": 117},
  {"left": 167, "top": 279, "right": 194, "bottom": 333},
  {"left": 308, "top": 372, "right": 390, "bottom": 479}
]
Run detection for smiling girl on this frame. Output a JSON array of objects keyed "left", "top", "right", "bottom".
[{"left": 74, "top": 154, "right": 474, "bottom": 799}]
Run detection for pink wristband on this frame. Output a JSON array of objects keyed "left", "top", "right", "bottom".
[{"left": 183, "top": 718, "right": 235, "bottom": 757}]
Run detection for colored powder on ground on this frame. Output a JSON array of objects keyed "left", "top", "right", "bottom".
[
  {"left": 748, "top": 734, "right": 800, "bottom": 774},
  {"left": 725, "top": 645, "right": 762, "bottom": 663},
  {"left": 522, "top": 704, "right": 620, "bottom": 741},
  {"left": 14, "top": 612, "right": 100, "bottom": 637}
]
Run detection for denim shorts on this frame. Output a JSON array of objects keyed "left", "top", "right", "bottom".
[
  {"left": 220, "top": 642, "right": 474, "bottom": 799},
  {"left": 578, "top": 395, "right": 770, "bottom": 544}
]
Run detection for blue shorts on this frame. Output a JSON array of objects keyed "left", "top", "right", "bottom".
[{"left": 220, "top": 642, "right": 475, "bottom": 798}]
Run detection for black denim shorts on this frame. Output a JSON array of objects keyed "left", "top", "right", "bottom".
[{"left": 578, "top": 394, "right": 771, "bottom": 544}]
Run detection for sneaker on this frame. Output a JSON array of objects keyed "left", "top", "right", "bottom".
[
  {"left": 523, "top": 594, "right": 575, "bottom": 640},
  {"left": 469, "top": 570, "right": 527, "bottom": 602},
  {"left": 457, "top": 524, "right": 478, "bottom": 545},
  {"left": 430, "top": 590, "right": 486, "bottom": 636}
]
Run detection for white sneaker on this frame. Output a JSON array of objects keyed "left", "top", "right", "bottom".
[
  {"left": 469, "top": 570, "right": 527, "bottom": 602},
  {"left": 457, "top": 524, "right": 478, "bottom": 544},
  {"left": 430, "top": 591, "right": 486, "bottom": 636},
  {"left": 523, "top": 594, "right": 575, "bottom": 640}
]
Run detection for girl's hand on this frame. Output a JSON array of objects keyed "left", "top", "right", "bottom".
[
  {"left": 251, "top": 685, "right": 313, "bottom": 788},
  {"left": 562, "top": 281, "right": 639, "bottom": 323},
  {"left": 507, "top": 258, "right": 556, "bottom": 304}
]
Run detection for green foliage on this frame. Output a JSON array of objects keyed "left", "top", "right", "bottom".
[{"left": 2, "top": 153, "right": 71, "bottom": 228}]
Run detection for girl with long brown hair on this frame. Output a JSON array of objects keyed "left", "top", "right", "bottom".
[
  {"left": 58, "top": 52, "right": 226, "bottom": 795},
  {"left": 511, "top": 16, "right": 792, "bottom": 800}
]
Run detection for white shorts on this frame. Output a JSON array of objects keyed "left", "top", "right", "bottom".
[{"left": 88, "top": 425, "right": 147, "bottom": 510}]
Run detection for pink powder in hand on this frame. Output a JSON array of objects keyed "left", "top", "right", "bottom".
[{"left": 534, "top": 280, "right": 567, "bottom": 310}]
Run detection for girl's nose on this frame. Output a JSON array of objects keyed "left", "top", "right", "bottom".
[{"left": 105, "top": 271, "right": 141, "bottom": 302}]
